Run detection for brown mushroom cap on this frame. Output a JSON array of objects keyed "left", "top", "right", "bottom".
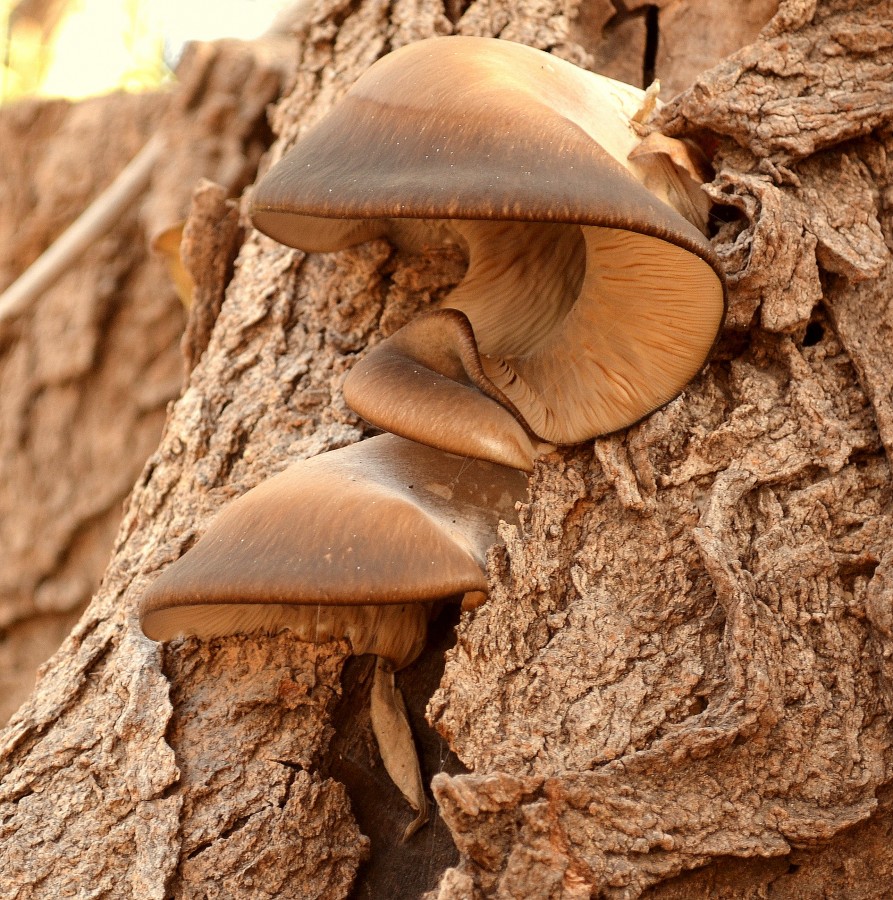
[
  {"left": 342, "top": 308, "right": 546, "bottom": 472},
  {"left": 140, "top": 434, "right": 527, "bottom": 668},
  {"left": 251, "top": 36, "right": 714, "bottom": 252},
  {"left": 250, "top": 36, "right": 726, "bottom": 459}
]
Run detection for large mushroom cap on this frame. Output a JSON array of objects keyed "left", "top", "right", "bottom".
[
  {"left": 251, "top": 36, "right": 713, "bottom": 255},
  {"left": 140, "top": 434, "right": 527, "bottom": 667},
  {"left": 250, "top": 36, "right": 726, "bottom": 461}
]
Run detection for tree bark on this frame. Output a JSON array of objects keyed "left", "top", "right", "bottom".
[
  {"left": 3, "top": 1, "right": 893, "bottom": 898},
  {"left": 0, "top": 38, "right": 288, "bottom": 726}
]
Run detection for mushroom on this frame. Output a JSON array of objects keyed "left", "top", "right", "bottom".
[
  {"left": 250, "top": 36, "right": 726, "bottom": 470},
  {"left": 140, "top": 432, "right": 528, "bottom": 837}
]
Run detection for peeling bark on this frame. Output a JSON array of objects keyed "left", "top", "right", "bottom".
[{"left": 3, "top": 0, "right": 893, "bottom": 898}]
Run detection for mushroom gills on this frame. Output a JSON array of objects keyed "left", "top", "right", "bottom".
[
  {"left": 140, "top": 433, "right": 528, "bottom": 834},
  {"left": 344, "top": 219, "right": 723, "bottom": 458},
  {"left": 473, "top": 224, "right": 725, "bottom": 441},
  {"left": 144, "top": 599, "right": 431, "bottom": 670}
]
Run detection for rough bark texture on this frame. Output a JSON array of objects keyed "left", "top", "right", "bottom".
[
  {"left": 428, "top": 1, "right": 893, "bottom": 896},
  {"left": 3, "top": 0, "right": 893, "bottom": 898}
]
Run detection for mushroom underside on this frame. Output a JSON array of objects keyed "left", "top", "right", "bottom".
[
  {"left": 342, "top": 219, "right": 724, "bottom": 461},
  {"left": 146, "top": 597, "right": 433, "bottom": 837},
  {"left": 143, "top": 600, "right": 434, "bottom": 671}
]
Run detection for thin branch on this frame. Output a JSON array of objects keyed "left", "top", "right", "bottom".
[{"left": 0, "top": 133, "right": 164, "bottom": 323}]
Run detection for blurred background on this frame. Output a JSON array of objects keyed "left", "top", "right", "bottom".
[
  {"left": 1, "top": 0, "right": 295, "bottom": 103},
  {"left": 0, "top": 0, "right": 300, "bottom": 725}
]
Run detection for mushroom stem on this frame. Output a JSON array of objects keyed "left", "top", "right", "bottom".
[{"left": 370, "top": 656, "right": 430, "bottom": 841}]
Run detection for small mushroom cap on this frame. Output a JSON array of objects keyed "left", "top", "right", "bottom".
[
  {"left": 140, "top": 434, "right": 528, "bottom": 665},
  {"left": 343, "top": 309, "right": 545, "bottom": 471},
  {"left": 250, "top": 36, "right": 717, "bottom": 260}
]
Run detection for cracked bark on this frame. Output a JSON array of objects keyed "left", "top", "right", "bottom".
[{"left": 4, "top": 0, "right": 893, "bottom": 898}]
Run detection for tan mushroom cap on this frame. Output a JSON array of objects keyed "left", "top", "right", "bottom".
[
  {"left": 140, "top": 434, "right": 527, "bottom": 668},
  {"left": 343, "top": 309, "right": 545, "bottom": 472},
  {"left": 251, "top": 36, "right": 714, "bottom": 251},
  {"left": 251, "top": 36, "right": 726, "bottom": 459}
]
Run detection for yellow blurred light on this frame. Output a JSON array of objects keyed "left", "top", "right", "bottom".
[
  {"left": 36, "top": 0, "right": 166, "bottom": 100},
  {"left": 1, "top": 0, "right": 294, "bottom": 105}
]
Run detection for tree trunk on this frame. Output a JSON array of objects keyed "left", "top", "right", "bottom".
[{"left": 3, "top": 1, "right": 893, "bottom": 898}]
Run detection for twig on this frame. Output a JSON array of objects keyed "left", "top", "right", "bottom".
[{"left": 0, "top": 133, "right": 165, "bottom": 323}]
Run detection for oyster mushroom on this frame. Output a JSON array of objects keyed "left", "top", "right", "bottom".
[
  {"left": 251, "top": 35, "right": 726, "bottom": 469},
  {"left": 140, "top": 433, "right": 528, "bottom": 837}
]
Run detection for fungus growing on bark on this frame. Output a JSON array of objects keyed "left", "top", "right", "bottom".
[
  {"left": 140, "top": 433, "right": 527, "bottom": 837},
  {"left": 251, "top": 35, "right": 726, "bottom": 469}
]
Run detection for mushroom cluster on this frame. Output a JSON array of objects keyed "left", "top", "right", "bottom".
[{"left": 140, "top": 36, "right": 726, "bottom": 838}]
